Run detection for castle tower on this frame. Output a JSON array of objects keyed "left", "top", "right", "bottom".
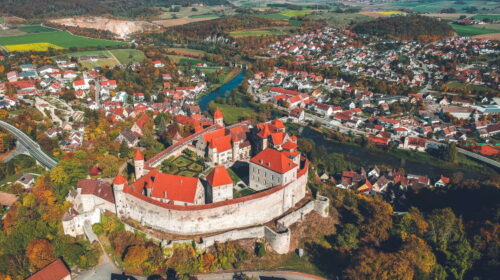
[
  {"left": 232, "top": 136, "right": 241, "bottom": 162},
  {"left": 134, "top": 148, "right": 145, "bottom": 179},
  {"left": 214, "top": 108, "right": 224, "bottom": 127},
  {"left": 112, "top": 174, "right": 127, "bottom": 218}
]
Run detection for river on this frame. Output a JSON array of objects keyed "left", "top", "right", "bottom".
[
  {"left": 300, "top": 126, "right": 489, "bottom": 180},
  {"left": 198, "top": 71, "right": 246, "bottom": 111}
]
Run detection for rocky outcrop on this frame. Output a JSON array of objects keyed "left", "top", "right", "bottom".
[{"left": 50, "top": 16, "right": 159, "bottom": 39}]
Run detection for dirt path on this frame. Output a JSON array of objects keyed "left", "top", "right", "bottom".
[{"left": 106, "top": 50, "right": 121, "bottom": 65}]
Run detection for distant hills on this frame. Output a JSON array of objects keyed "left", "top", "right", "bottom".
[
  {"left": 352, "top": 15, "right": 454, "bottom": 41},
  {"left": 0, "top": 0, "right": 228, "bottom": 19}
]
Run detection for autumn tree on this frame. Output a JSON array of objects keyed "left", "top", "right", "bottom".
[{"left": 26, "top": 239, "right": 55, "bottom": 270}]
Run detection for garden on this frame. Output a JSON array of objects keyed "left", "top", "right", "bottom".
[{"left": 160, "top": 150, "right": 205, "bottom": 177}]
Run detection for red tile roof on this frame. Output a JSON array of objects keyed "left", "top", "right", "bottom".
[
  {"left": 113, "top": 174, "right": 127, "bottom": 185},
  {"left": 214, "top": 108, "right": 223, "bottom": 119},
  {"left": 206, "top": 166, "right": 233, "bottom": 187},
  {"left": 27, "top": 259, "right": 70, "bottom": 280},
  {"left": 257, "top": 123, "right": 272, "bottom": 138},
  {"left": 133, "top": 169, "right": 199, "bottom": 203},
  {"left": 271, "top": 132, "right": 286, "bottom": 146},
  {"left": 134, "top": 148, "right": 144, "bottom": 161},
  {"left": 250, "top": 148, "right": 297, "bottom": 174},
  {"left": 209, "top": 135, "right": 232, "bottom": 152},
  {"left": 271, "top": 119, "right": 285, "bottom": 129}
]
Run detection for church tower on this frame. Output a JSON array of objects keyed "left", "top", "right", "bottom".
[
  {"left": 134, "top": 148, "right": 145, "bottom": 179},
  {"left": 214, "top": 108, "right": 224, "bottom": 127}
]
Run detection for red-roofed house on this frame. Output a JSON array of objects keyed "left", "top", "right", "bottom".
[
  {"left": 206, "top": 165, "right": 234, "bottom": 203},
  {"left": 249, "top": 148, "right": 298, "bottom": 190},
  {"left": 132, "top": 169, "right": 205, "bottom": 205},
  {"left": 27, "top": 258, "right": 71, "bottom": 280}
]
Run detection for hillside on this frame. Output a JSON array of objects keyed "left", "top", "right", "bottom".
[
  {"left": 352, "top": 15, "right": 454, "bottom": 41},
  {"left": 0, "top": 0, "right": 228, "bottom": 19}
]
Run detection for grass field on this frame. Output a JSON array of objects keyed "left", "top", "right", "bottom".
[
  {"left": 450, "top": 23, "right": 499, "bottom": 36},
  {"left": 306, "top": 12, "right": 370, "bottom": 28},
  {"left": 472, "top": 14, "right": 500, "bottom": 21},
  {"left": 229, "top": 29, "right": 284, "bottom": 36},
  {"left": 386, "top": 1, "right": 500, "bottom": 13},
  {"left": 18, "top": 25, "right": 57, "bottom": 33},
  {"left": 0, "top": 31, "right": 125, "bottom": 52},
  {"left": 109, "top": 49, "right": 145, "bottom": 64},
  {"left": 189, "top": 13, "right": 218, "bottom": 19},
  {"left": 214, "top": 103, "right": 256, "bottom": 124}
]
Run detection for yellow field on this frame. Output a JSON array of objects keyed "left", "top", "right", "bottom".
[
  {"left": 377, "top": 11, "right": 404, "bottom": 15},
  {"left": 4, "top": 42, "right": 64, "bottom": 51}
]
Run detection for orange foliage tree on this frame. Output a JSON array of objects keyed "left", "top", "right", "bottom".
[{"left": 26, "top": 238, "right": 56, "bottom": 270}]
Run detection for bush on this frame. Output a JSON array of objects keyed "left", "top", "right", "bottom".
[{"left": 255, "top": 242, "right": 266, "bottom": 257}]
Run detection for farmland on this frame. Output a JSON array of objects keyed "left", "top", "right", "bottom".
[
  {"left": 450, "top": 24, "right": 499, "bottom": 36},
  {"left": 0, "top": 31, "right": 125, "bottom": 52},
  {"left": 4, "top": 43, "right": 63, "bottom": 52},
  {"left": 109, "top": 49, "right": 146, "bottom": 65},
  {"left": 54, "top": 49, "right": 144, "bottom": 67},
  {"left": 385, "top": 1, "right": 500, "bottom": 14}
]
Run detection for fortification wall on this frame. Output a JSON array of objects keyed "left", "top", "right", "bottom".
[
  {"left": 118, "top": 176, "right": 305, "bottom": 235},
  {"left": 276, "top": 200, "right": 315, "bottom": 229}
]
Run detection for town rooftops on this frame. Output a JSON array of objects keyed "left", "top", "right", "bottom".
[
  {"left": 27, "top": 258, "right": 70, "bottom": 280},
  {"left": 250, "top": 148, "right": 297, "bottom": 174},
  {"left": 206, "top": 166, "right": 233, "bottom": 187}
]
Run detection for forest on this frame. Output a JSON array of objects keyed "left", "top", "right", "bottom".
[
  {"left": 0, "top": 0, "right": 228, "bottom": 19},
  {"left": 352, "top": 15, "right": 454, "bottom": 41}
]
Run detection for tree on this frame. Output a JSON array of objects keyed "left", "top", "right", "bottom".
[
  {"left": 26, "top": 238, "right": 55, "bottom": 270},
  {"left": 123, "top": 245, "right": 149, "bottom": 265},
  {"left": 331, "top": 223, "right": 359, "bottom": 251}
]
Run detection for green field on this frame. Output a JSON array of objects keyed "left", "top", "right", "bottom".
[
  {"left": 305, "top": 12, "right": 370, "bottom": 28},
  {"left": 109, "top": 49, "right": 145, "bottom": 64},
  {"left": 0, "top": 31, "right": 125, "bottom": 51},
  {"left": 386, "top": 1, "right": 500, "bottom": 13},
  {"left": 229, "top": 29, "right": 284, "bottom": 36},
  {"left": 260, "top": 9, "right": 314, "bottom": 20},
  {"left": 18, "top": 25, "right": 57, "bottom": 33},
  {"left": 472, "top": 14, "right": 500, "bottom": 21},
  {"left": 210, "top": 103, "right": 256, "bottom": 124},
  {"left": 189, "top": 13, "right": 218, "bottom": 18},
  {"left": 450, "top": 23, "right": 499, "bottom": 36}
]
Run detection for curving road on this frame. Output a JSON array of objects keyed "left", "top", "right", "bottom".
[{"left": 0, "top": 121, "right": 58, "bottom": 169}]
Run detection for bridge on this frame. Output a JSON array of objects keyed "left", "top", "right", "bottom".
[{"left": 0, "top": 121, "right": 58, "bottom": 169}]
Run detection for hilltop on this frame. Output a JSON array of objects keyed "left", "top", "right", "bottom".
[{"left": 352, "top": 15, "right": 454, "bottom": 41}]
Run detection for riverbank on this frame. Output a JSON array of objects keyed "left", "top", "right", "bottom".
[
  {"left": 198, "top": 70, "right": 246, "bottom": 111},
  {"left": 301, "top": 126, "right": 496, "bottom": 180}
]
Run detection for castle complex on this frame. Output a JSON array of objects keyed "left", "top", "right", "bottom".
[{"left": 62, "top": 110, "right": 328, "bottom": 254}]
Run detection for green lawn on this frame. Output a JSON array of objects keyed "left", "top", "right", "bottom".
[
  {"left": 173, "top": 156, "right": 192, "bottom": 168},
  {"left": 451, "top": 23, "right": 499, "bottom": 36},
  {"left": 386, "top": 1, "right": 500, "bottom": 13},
  {"left": 189, "top": 13, "right": 218, "bottom": 18},
  {"left": 0, "top": 31, "right": 125, "bottom": 49},
  {"left": 109, "top": 49, "right": 145, "bottom": 65},
  {"left": 227, "top": 168, "right": 242, "bottom": 183},
  {"left": 472, "top": 14, "right": 500, "bottom": 21},
  {"left": 211, "top": 104, "right": 256, "bottom": 124}
]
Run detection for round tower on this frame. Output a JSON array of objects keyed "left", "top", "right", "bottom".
[
  {"left": 213, "top": 108, "right": 224, "bottom": 127},
  {"left": 134, "top": 148, "right": 145, "bottom": 179},
  {"left": 112, "top": 174, "right": 127, "bottom": 218}
]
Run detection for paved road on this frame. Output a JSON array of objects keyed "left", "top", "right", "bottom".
[
  {"left": 0, "top": 121, "right": 58, "bottom": 169},
  {"left": 195, "top": 270, "right": 328, "bottom": 280}
]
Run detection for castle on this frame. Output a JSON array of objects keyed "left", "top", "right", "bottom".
[{"left": 62, "top": 110, "right": 329, "bottom": 254}]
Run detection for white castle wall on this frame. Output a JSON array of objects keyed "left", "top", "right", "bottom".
[
  {"left": 115, "top": 171, "right": 308, "bottom": 235},
  {"left": 276, "top": 200, "right": 315, "bottom": 229},
  {"left": 122, "top": 194, "right": 329, "bottom": 255}
]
